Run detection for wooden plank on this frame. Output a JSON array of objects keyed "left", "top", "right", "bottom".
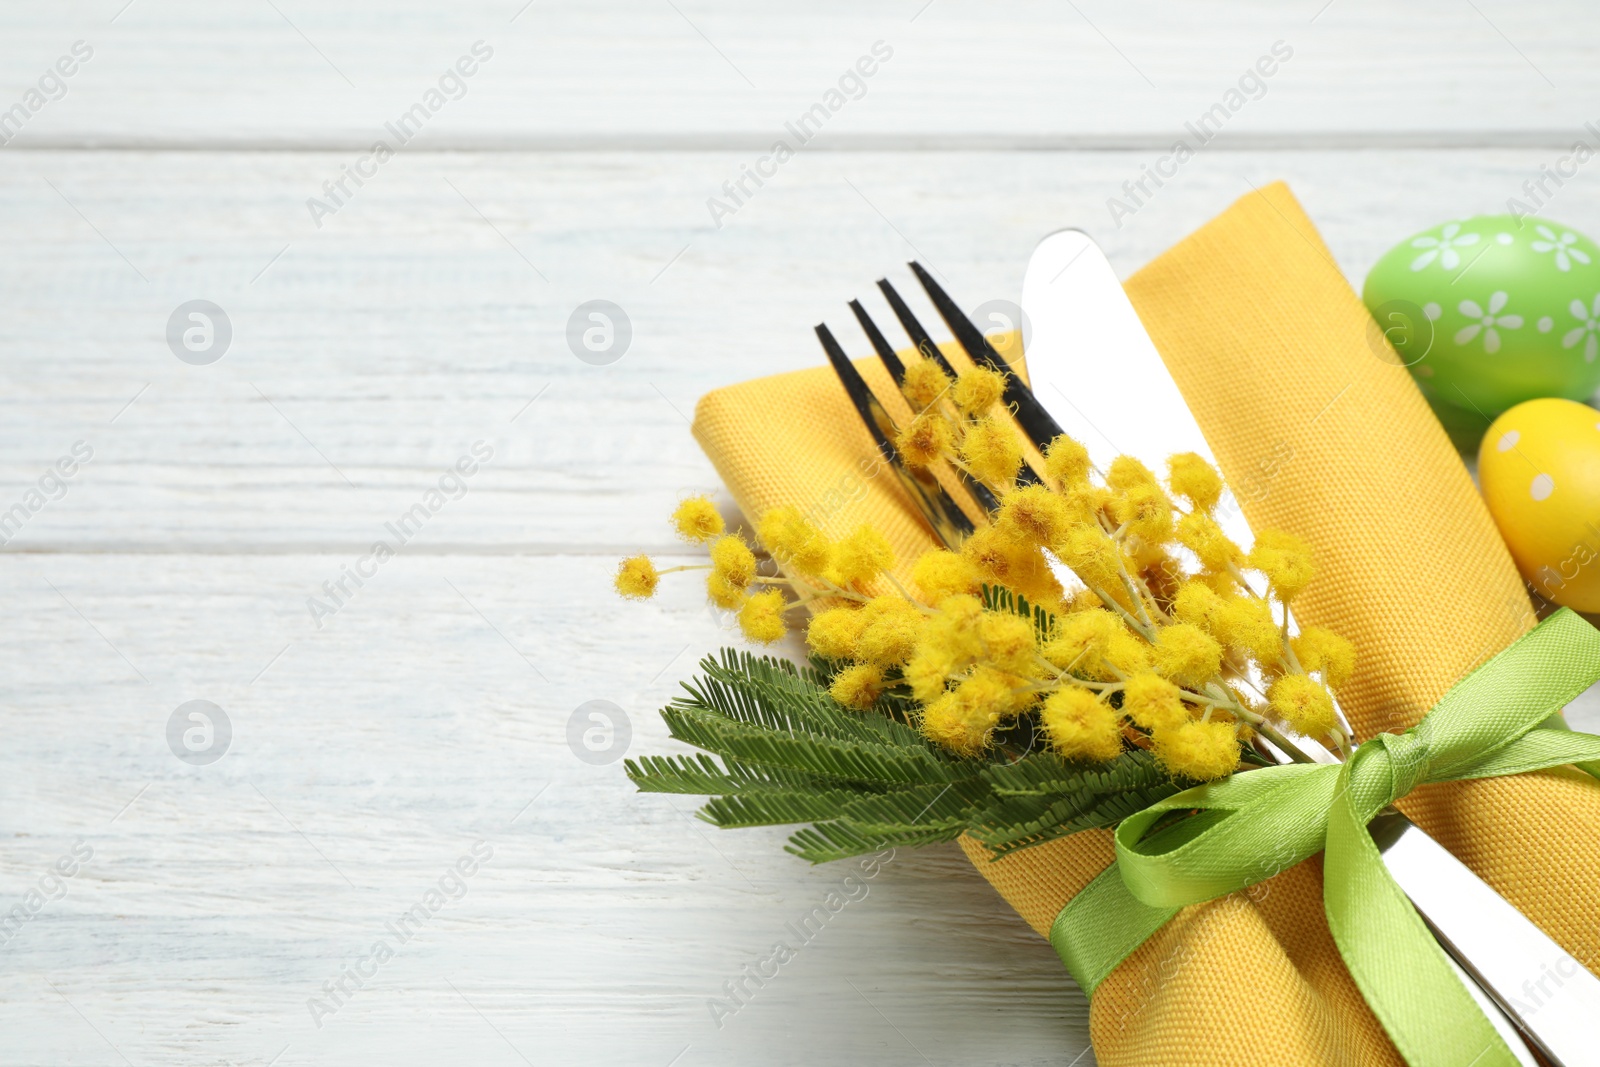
[
  {"left": 0, "top": 553, "right": 1091, "bottom": 1065},
  {"left": 4, "top": 147, "right": 1596, "bottom": 552},
  {"left": 3, "top": 549, "right": 1594, "bottom": 1065},
  {"left": 0, "top": 0, "right": 1596, "bottom": 148},
  {"left": 3, "top": 537, "right": 1587, "bottom": 1062}
]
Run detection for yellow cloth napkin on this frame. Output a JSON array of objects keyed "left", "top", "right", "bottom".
[{"left": 692, "top": 182, "right": 1600, "bottom": 1065}]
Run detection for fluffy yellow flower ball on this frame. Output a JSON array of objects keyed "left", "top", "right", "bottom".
[
  {"left": 1107, "top": 455, "right": 1159, "bottom": 492},
  {"left": 1247, "top": 530, "right": 1316, "bottom": 602},
  {"left": 960, "top": 416, "right": 1023, "bottom": 488},
  {"left": 709, "top": 535, "right": 755, "bottom": 589},
  {"left": 614, "top": 556, "right": 659, "bottom": 599},
  {"left": 1041, "top": 688, "right": 1124, "bottom": 762},
  {"left": 1060, "top": 482, "right": 1112, "bottom": 527},
  {"left": 1291, "top": 627, "right": 1356, "bottom": 689},
  {"left": 1171, "top": 581, "right": 1226, "bottom": 633},
  {"left": 1154, "top": 718, "right": 1240, "bottom": 781},
  {"left": 952, "top": 365, "right": 1006, "bottom": 416},
  {"left": 1041, "top": 609, "right": 1120, "bottom": 673},
  {"left": 1055, "top": 526, "right": 1123, "bottom": 593},
  {"left": 997, "top": 484, "right": 1073, "bottom": 549},
  {"left": 1151, "top": 623, "right": 1223, "bottom": 687},
  {"left": 833, "top": 525, "right": 895, "bottom": 586},
  {"left": 978, "top": 611, "right": 1039, "bottom": 676},
  {"left": 920, "top": 593, "right": 985, "bottom": 666},
  {"left": 911, "top": 548, "right": 981, "bottom": 601},
  {"left": 671, "top": 496, "right": 725, "bottom": 543},
  {"left": 1166, "top": 452, "right": 1224, "bottom": 512},
  {"left": 896, "top": 411, "right": 954, "bottom": 469},
  {"left": 1111, "top": 483, "right": 1174, "bottom": 545},
  {"left": 757, "top": 506, "right": 831, "bottom": 576},
  {"left": 1121, "top": 673, "right": 1187, "bottom": 732},
  {"left": 903, "top": 646, "right": 955, "bottom": 704},
  {"left": 960, "top": 527, "right": 1065, "bottom": 612},
  {"left": 806, "top": 606, "right": 865, "bottom": 661},
  {"left": 920, "top": 684, "right": 1002, "bottom": 756},
  {"left": 737, "top": 589, "right": 787, "bottom": 644},
  {"left": 902, "top": 358, "right": 952, "bottom": 411},
  {"left": 854, "top": 596, "right": 924, "bottom": 668},
  {"left": 964, "top": 664, "right": 1035, "bottom": 714},
  {"left": 1044, "top": 434, "right": 1092, "bottom": 488},
  {"left": 1213, "top": 596, "right": 1282, "bottom": 664},
  {"left": 1104, "top": 628, "right": 1153, "bottom": 676},
  {"left": 1267, "top": 673, "right": 1338, "bottom": 737},
  {"left": 829, "top": 663, "right": 886, "bottom": 710},
  {"left": 1065, "top": 587, "right": 1107, "bottom": 613},
  {"left": 706, "top": 572, "right": 745, "bottom": 610},
  {"left": 1176, "top": 511, "right": 1243, "bottom": 572}
]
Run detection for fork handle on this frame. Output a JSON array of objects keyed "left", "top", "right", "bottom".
[{"left": 1370, "top": 812, "right": 1600, "bottom": 1065}]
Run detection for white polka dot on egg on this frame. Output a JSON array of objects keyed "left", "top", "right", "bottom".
[
  {"left": 1538, "top": 316, "right": 1554, "bottom": 333},
  {"left": 1531, "top": 473, "right": 1555, "bottom": 501},
  {"left": 1423, "top": 302, "right": 1441, "bottom": 321},
  {"left": 1498, "top": 430, "right": 1520, "bottom": 451},
  {"left": 1497, "top": 233, "right": 1514, "bottom": 244}
]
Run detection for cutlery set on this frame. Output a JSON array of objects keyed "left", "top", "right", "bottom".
[{"left": 810, "top": 236, "right": 1600, "bottom": 1066}]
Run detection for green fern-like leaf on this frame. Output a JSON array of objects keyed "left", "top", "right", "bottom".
[
  {"left": 661, "top": 705, "right": 969, "bottom": 786},
  {"left": 685, "top": 650, "right": 926, "bottom": 749},
  {"left": 699, "top": 788, "right": 864, "bottom": 828},
  {"left": 971, "top": 785, "right": 1185, "bottom": 857},
  {"left": 626, "top": 753, "right": 840, "bottom": 795},
  {"left": 628, "top": 648, "right": 1181, "bottom": 865},
  {"left": 785, "top": 821, "right": 965, "bottom": 864},
  {"left": 970, "top": 749, "right": 1185, "bottom": 857},
  {"left": 980, "top": 747, "right": 1168, "bottom": 797},
  {"left": 833, "top": 779, "right": 992, "bottom": 832}
]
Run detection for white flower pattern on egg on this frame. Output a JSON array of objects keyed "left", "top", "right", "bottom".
[
  {"left": 1455, "top": 291, "right": 1523, "bottom": 355},
  {"left": 1530, "top": 225, "right": 1593, "bottom": 272},
  {"left": 1561, "top": 294, "right": 1600, "bottom": 363},
  {"left": 1409, "top": 222, "right": 1480, "bottom": 272}
]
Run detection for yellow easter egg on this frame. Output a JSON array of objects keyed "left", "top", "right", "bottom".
[{"left": 1478, "top": 397, "right": 1600, "bottom": 612}]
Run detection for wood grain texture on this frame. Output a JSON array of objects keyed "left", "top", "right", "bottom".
[
  {"left": 2, "top": 0, "right": 1598, "bottom": 147},
  {"left": 4, "top": 148, "right": 1600, "bottom": 554},
  {"left": 0, "top": 554, "right": 1091, "bottom": 1066},
  {"left": 4, "top": 2, "right": 1600, "bottom": 1064}
]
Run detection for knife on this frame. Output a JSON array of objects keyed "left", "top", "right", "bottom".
[{"left": 1017, "top": 228, "right": 1599, "bottom": 1066}]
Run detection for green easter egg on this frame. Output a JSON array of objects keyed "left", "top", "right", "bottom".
[{"left": 1362, "top": 215, "right": 1600, "bottom": 431}]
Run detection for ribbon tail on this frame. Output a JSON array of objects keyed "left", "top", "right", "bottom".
[
  {"left": 1050, "top": 864, "right": 1178, "bottom": 999},
  {"left": 1445, "top": 727, "right": 1600, "bottom": 783},
  {"left": 1535, "top": 712, "right": 1600, "bottom": 782},
  {"left": 1323, "top": 764, "right": 1521, "bottom": 1067}
]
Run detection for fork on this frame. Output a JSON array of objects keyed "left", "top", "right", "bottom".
[
  {"left": 815, "top": 266, "right": 1353, "bottom": 758},
  {"left": 814, "top": 263, "right": 1596, "bottom": 1066}
]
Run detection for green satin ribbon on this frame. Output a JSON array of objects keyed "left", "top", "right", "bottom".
[{"left": 1050, "top": 608, "right": 1600, "bottom": 1067}]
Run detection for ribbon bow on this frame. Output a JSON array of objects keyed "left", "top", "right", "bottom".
[{"left": 1051, "top": 609, "right": 1600, "bottom": 1067}]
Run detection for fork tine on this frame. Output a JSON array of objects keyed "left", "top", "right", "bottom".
[
  {"left": 814, "top": 323, "right": 975, "bottom": 549},
  {"left": 906, "top": 261, "right": 1065, "bottom": 453},
  {"left": 879, "top": 277, "right": 1044, "bottom": 490},
  {"left": 848, "top": 298, "right": 1002, "bottom": 517},
  {"left": 875, "top": 278, "right": 962, "bottom": 380},
  {"left": 848, "top": 299, "right": 906, "bottom": 383}
]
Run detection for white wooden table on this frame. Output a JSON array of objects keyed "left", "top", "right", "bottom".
[{"left": 3, "top": 3, "right": 1599, "bottom": 1064}]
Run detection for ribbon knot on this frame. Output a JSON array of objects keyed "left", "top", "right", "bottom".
[
  {"left": 1358, "top": 729, "right": 1431, "bottom": 808},
  {"left": 1050, "top": 609, "right": 1600, "bottom": 1067}
]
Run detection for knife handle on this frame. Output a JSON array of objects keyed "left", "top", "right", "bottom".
[{"left": 1370, "top": 812, "right": 1600, "bottom": 1066}]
